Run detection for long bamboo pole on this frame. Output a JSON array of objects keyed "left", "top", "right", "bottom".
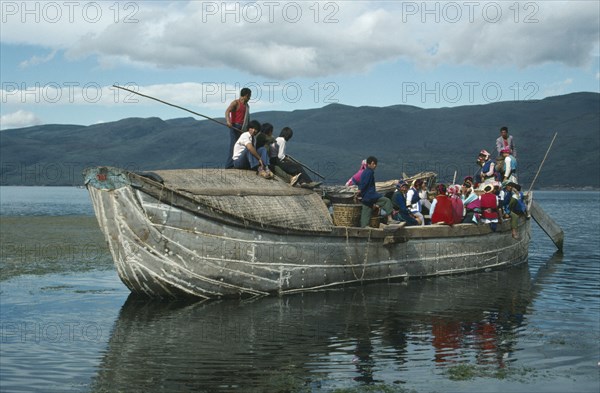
[
  {"left": 528, "top": 132, "right": 558, "bottom": 193},
  {"left": 112, "top": 84, "right": 242, "bottom": 132},
  {"left": 112, "top": 85, "right": 324, "bottom": 179},
  {"left": 285, "top": 154, "right": 325, "bottom": 180}
]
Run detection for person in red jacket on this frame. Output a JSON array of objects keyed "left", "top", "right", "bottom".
[
  {"left": 447, "top": 184, "right": 464, "bottom": 224},
  {"left": 430, "top": 184, "right": 455, "bottom": 225},
  {"left": 479, "top": 183, "right": 502, "bottom": 231}
]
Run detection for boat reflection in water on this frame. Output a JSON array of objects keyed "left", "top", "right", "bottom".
[{"left": 91, "top": 256, "right": 561, "bottom": 392}]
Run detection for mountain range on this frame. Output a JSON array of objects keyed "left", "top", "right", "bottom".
[{"left": 1, "top": 92, "right": 598, "bottom": 188}]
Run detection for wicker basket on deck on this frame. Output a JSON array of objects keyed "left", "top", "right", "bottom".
[
  {"left": 369, "top": 216, "right": 381, "bottom": 228},
  {"left": 332, "top": 203, "right": 362, "bottom": 227}
]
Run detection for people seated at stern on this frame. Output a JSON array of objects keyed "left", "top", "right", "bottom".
[
  {"left": 357, "top": 156, "right": 394, "bottom": 227},
  {"left": 430, "top": 184, "right": 455, "bottom": 225},
  {"left": 419, "top": 179, "right": 432, "bottom": 215},
  {"left": 447, "top": 184, "right": 464, "bottom": 223},
  {"left": 232, "top": 120, "right": 274, "bottom": 179},
  {"left": 392, "top": 180, "right": 421, "bottom": 226},
  {"left": 479, "top": 183, "right": 502, "bottom": 231},
  {"left": 406, "top": 179, "right": 425, "bottom": 226},
  {"left": 429, "top": 184, "right": 463, "bottom": 225}
]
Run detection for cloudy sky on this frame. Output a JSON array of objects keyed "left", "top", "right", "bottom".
[{"left": 1, "top": 0, "right": 599, "bottom": 129}]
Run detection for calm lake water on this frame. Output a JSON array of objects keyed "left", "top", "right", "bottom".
[{"left": 0, "top": 187, "right": 599, "bottom": 393}]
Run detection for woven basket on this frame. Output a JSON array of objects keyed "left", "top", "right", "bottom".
[
  {"left": 332, "top": 203, "right": 362, "bottom": 227},
  {"left": 369, "top": 216, "right": 381, "bottom": 228}
]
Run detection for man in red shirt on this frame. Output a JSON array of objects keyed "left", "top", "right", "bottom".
[{"left": 225, "top": 88, "right": 251, "bottom": 168}]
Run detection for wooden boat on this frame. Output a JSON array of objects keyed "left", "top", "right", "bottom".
[{"left": 83, "top": 166, "right": 562, "bottom": 299}]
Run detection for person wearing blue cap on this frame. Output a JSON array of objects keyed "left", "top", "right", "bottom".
[{"left": 391, "top": 180, "right": 421, "bottom": 226}]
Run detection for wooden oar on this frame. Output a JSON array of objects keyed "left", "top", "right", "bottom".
[{"left": 530, "top": 199, "right": 564, "bottom": 251}]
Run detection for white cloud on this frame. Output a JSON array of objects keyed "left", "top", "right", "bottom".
[
  {"left": 0, "top": 110, "right": 42, "bottom": 130},
  {"left": 1, "top": 82, "right": 245, "bottom": 110},
  {"left": 433, "top": 2, "right": 600, "bottom": 69},
  {"left": 19, "top": 49, "right": 57, "bottom": 68},
  {"left": 543, "top": 78, "right": 574, "bottom": 97},
  {"left": 2, "top": 1, "right": 599, "bottom": 78}
]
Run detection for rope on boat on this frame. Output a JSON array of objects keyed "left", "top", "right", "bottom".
[{"left": 351, "top": 229, "right": 371, "bottom": 281}]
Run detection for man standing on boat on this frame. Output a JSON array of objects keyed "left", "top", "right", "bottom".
[
  {"left": 225, "top": 88, "right": 252, "bottom": 168},
  {"left": 358, "top": 156, "right": 394, "bottom": 227},
  {"left": 496, "top": 126, "right": 517, "bottom": 157}
]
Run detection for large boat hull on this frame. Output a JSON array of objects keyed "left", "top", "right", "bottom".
[{"left": 86, "top": 168, "right": 531, "bottom": 299}]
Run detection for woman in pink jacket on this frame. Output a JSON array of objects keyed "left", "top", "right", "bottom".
[{"left": 346, "top": 159, "right": 367, "bottom": 186}]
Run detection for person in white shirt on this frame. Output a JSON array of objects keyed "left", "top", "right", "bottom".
[
  {"left": 273, "top": 127, "right": 320, "bottom": 188},
  {"left": 500, "top": 148, "right": 517, "bottom": 184},
  {"left": 406, "top": 179, "right": 425, "bottom": 225},
  {"left": 232, "top": 120, "right": 273, "bottom": 179}
]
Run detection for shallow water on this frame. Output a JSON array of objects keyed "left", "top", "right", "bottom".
[
  {"left": 0, "top": 188, "right": 599, "bottom": 392},
  {"left": 0, "top": 186, "right": 93, "bottom": 216}
]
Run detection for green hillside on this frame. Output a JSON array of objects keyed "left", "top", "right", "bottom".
[{"left": 1, "top": 92, "right": 598, "bottom": 188}]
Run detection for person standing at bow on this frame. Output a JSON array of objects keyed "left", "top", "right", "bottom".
[
  {"left": 496, "top": 126, "right": 517, "bottom": 157},
  {"left": 225, "top": 88, "right": 251, "bottom": 168}
]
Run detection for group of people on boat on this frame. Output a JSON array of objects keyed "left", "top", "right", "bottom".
[
  {"left": 224, "top": 88, "right": 321, "bottom": 189},
  {"left": 352, "top": 127, "right": 526, "bottom": 239},
  {"left": 225, "top": 88, "right": 526, "bottom": 238}
]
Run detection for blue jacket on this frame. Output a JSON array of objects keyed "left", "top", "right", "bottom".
[
  {"left": 392, "top": 191, "right": 410, "bottom": 214},
  {"left": 358, "top": 167, "right": 381, "bottom": 206}
]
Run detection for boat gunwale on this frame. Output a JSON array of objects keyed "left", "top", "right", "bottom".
[
  {"left": 85, "top": 166, "right": 527, "bottom": 240},
  {"left": 127, "top": 170, "right": 525, "bottom": 241}
]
